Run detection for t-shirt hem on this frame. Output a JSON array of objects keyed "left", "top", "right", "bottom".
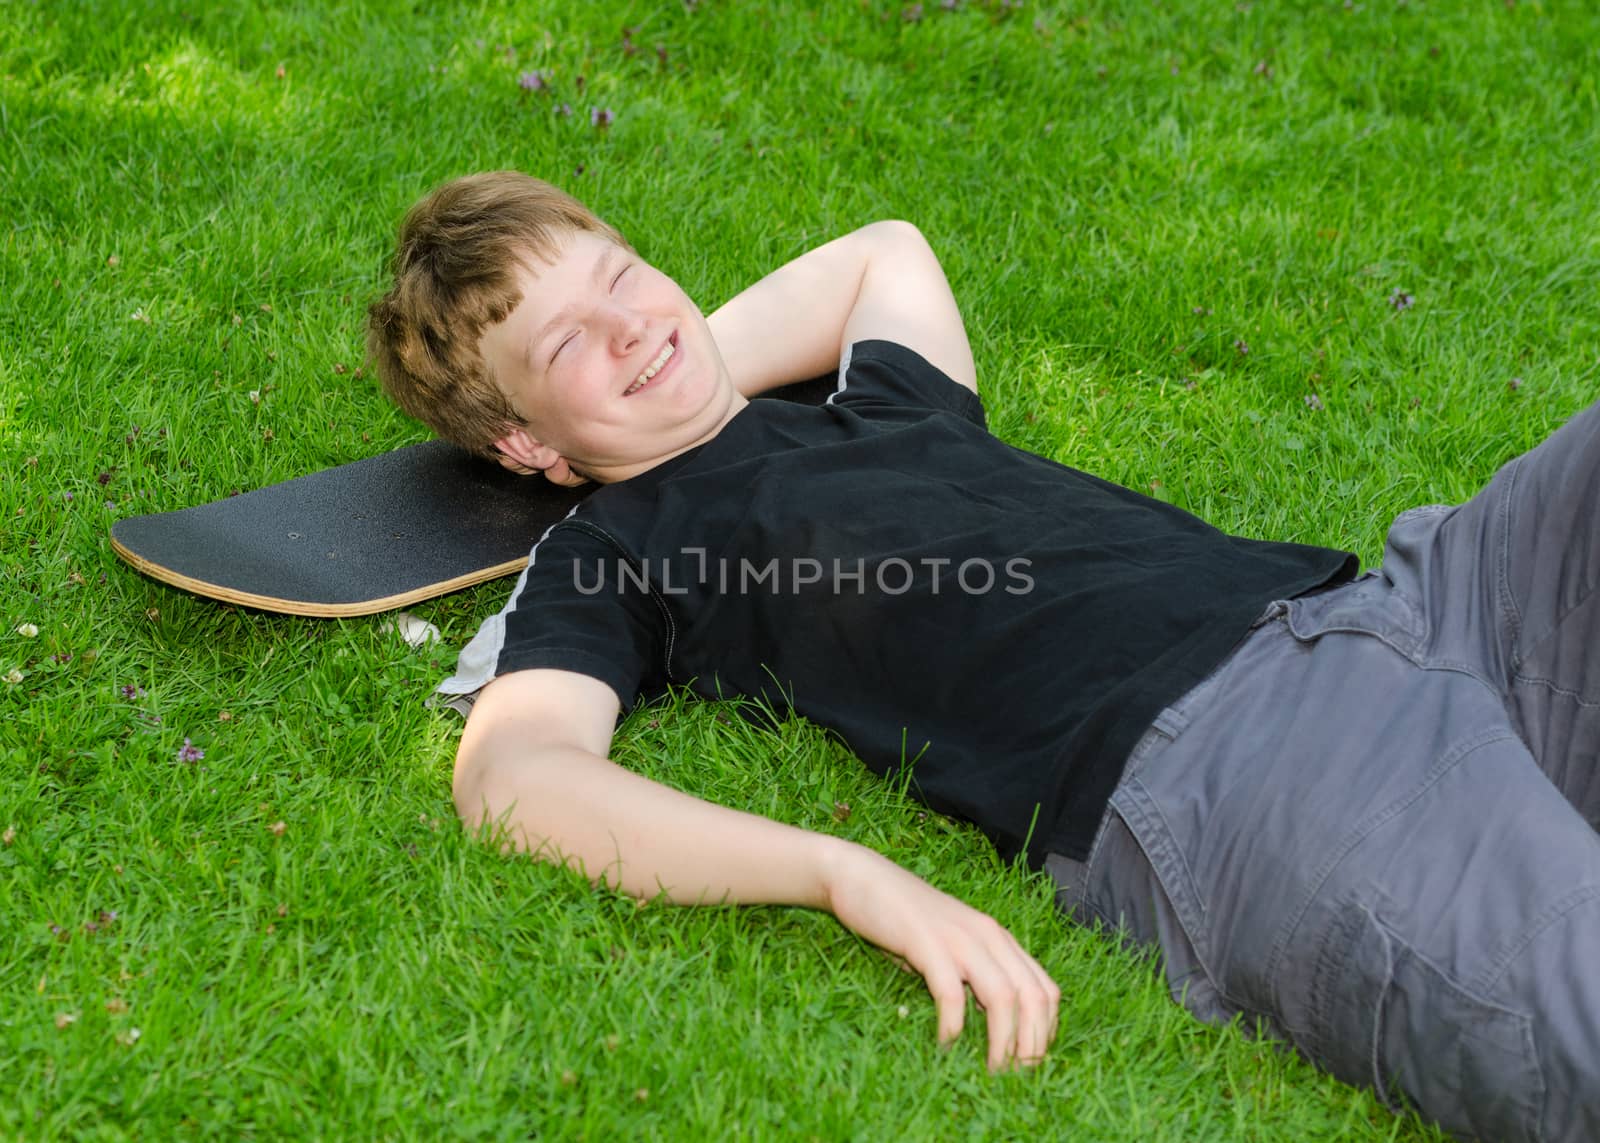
[
  {"left": 1039, "top": 549, "right": 1360, "bottom": 864},
  {"left": 428, "top": 649, "right": 637, "bottom": 720}
]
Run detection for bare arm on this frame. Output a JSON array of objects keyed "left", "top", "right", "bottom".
[
  {"left": 455, "top": 667, "right": 1060, "bottom": 1069},
  {"left": 456, "top": 667, "right": 840, "bottom": 906},
  {"left": 707, "top": 220, "right": 978, "bottom": 398}
]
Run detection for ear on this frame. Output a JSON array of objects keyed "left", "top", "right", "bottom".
[
  {"left": 492, "top": 428, "right": 591, "bottom": 487},
  {"left": 492, "top": 427, "right": 552, "bottom": 470}
]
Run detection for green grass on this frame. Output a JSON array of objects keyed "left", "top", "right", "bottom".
[{"left": 3, "top": 0, "right": 1597, "bottom": 1137}]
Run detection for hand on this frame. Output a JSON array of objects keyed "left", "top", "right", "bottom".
[
  {"left": 492, "top": 451, "right": 590, "bottom": 488},
  {"left": 820, "top": 843, "right": 1060, "bottom": 1071}
]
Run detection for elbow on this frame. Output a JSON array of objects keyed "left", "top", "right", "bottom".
[
  {"left": 862, "top": 218, "right": 926, "bottom": 255},
  {"left": 452, "top": 736, "right": 498, "bottom": 838},
  {"left": 452, "top": 745, "right": 532, "bottom": 857}
]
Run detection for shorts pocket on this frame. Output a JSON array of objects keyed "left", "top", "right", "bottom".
[
  {"left": 1311, "top": 902, "right": 1545, "bottom": 1143},
  {"left": 1283, "top": 573, "right": 1429, "bottom": 662}
]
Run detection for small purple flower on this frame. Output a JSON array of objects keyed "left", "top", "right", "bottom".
[
  {"left": 555, "top": 102, "right": 573, "bottom": 117},
  {"left": 591, "top": 107, "right": 614, "bottom": 128},
  {"left": 902, "top": 2, "right": 924, "bottom": 20},
  {"left": 1234, "top": 339, "right": 1250, "bottom": 356},
  {"left": 517, "top": 70, "right": 546, "bottom": 92},
  {"left": 1304, "top": 394, "right": 1325, "bottom": 411},
  {"left": 176, "top": 738, "right": 205, "bottom": 763},
  {"left": 1388, "top": 288, "right": 1415, "bottom": 311},
  {"left": 1508, "top": 377, "right": 1523, "bottom": 392},
  {"left": 62, "top": 491, "right": 74, "bottom": 502},
  {"left": 1192, "top": 306, "right": 1212, "bottom": 316},
  {"left": 941, "top": 0, "right": 959, "bottom": 8},
  {"left": 119, "top": 684, "right": 145, "bottom": 700},
  {"left": 97, "top": 471, "right": 113, "bottom": 486}
]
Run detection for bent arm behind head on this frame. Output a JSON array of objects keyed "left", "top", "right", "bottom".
[{"left": 709, "top": 219, "right": 978, "bottom": 398}]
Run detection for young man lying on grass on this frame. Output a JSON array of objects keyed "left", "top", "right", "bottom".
[{"left": 368, "top": 171, "right": 1600, "bottom": 1142}]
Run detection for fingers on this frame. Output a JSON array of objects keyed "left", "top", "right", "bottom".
[
  {"left": 1027, "top": 948, "right": 1063, "bottom": 1050},
  {"left": 998, "top": 929, "right": 1060, "bottom": 1067},
  {"left": 924, "top": 963, "right": 968, "bottom": 1048},
  {"left": 490, "top": 451, "right": 590, "bottom": 487},
  {"left": 961, "top": 920, "right": 1060, "bottom": 1072},
  {"left": 539, "top": 457, "right": 592, "bottom": 487},
  {"left": 827, "top": 850, "right": 1057, "bottom": 1072},
  {"left": 913, "top": 918, "right": 1060, "bottom": 1072}
]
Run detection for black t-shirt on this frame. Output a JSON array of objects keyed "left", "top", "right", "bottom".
[{"left": 439, "top": 341, "right": 1357, "bottom": 865}]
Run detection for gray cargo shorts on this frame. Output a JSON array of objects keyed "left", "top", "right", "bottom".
[{"left": 1046, "top": 397, "right": 1600, "bottom": 1142}]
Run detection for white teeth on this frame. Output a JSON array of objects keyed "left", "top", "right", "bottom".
[{"left": 625, "top": 340, "right": 675, "bottom": 394}]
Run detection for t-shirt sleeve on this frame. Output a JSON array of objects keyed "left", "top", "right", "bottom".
[
  {"left": 826, "top": 340, "right": 988, "bottom": 430},
  {"left": 432, "top": 517, "right": 664, "bottom": 717}
]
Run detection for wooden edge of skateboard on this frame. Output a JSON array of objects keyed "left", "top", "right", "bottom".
[{"left": 110, "top": 534, "right": 529, "bottom": 618}]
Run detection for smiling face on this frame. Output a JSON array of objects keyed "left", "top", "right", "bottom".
[{"left": 479, "top": 229, "right": 747, "bottom": 484}]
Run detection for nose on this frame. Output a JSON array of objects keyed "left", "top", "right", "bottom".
[{"left": 605, "top": 302, "right": 646, "bottom": 354}]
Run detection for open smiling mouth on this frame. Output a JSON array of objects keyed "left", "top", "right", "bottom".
[{"left": 623, "top": 332, "right": 678, "bottom": 396}]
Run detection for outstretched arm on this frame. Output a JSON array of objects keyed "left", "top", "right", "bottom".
[
  {"left": 707, "top": 220, "right": 978, "bottom": 398},
  {"left": 457, "top": 666, "right": 1059, "bottom": 1071}
]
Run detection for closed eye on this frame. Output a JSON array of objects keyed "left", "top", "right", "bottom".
[{"left": 551, "top": 264, "right": 628, "bottom": 362}]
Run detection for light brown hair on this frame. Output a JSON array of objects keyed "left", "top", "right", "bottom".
[{"left": 366, "top": 171, "right": 631, "bottom": 457}]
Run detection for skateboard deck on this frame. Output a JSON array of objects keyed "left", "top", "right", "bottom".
[{"left": 110, "top": 374, "right": 837, "bottom": 617}]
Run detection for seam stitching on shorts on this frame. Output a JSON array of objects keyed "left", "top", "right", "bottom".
[
  {"left": 1113, "top": 788, "right": 1253, "bottom": 1022},
  {"left": 1366, "top": 912, "right": 1547, "bottom": 1129},
  {"left": 1473, "top": 882, "right": 1600, "bottom": 997},
  {"left": 1138, "top": 782, "right": 1209, "bottom": 935},
  {"left": 1116, "top": 779, "right": 1219, "bottom": 979},
  {"left": 1265, "top": 727, "right": 1521, "bottom": 984},
  {"left": 1287, "top": 606, "right": 1428, "bottom": 670},
  {"left": 1498, "top": 459, "right": 1524, "bottom": 672},
  {"left": 1511, "top": 584, "right": 1600, "bottom": 702},
  {"left": 1071, "top": 804, "right": 1123, "bottom": 925},
  {"left": 1290, "top": 595, "right": 1498, "bottom": 691},
  {"left": 1413, "top": 658, "right": 1498, "bottom": 690},
  {"left": 1510, "top": 670, "right": 1600, "bottom": 708}
]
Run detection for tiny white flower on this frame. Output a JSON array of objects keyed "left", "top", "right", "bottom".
[
  {"left": 4, "top": 668, "right": 24, "bottom": 685},
  {"left": 16, "top": 623, "right": 39, "bottom": 638}
]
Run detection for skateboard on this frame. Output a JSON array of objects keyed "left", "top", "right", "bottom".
[{"left": 110, "top": 374, "right": 837, "bottom": 617}]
